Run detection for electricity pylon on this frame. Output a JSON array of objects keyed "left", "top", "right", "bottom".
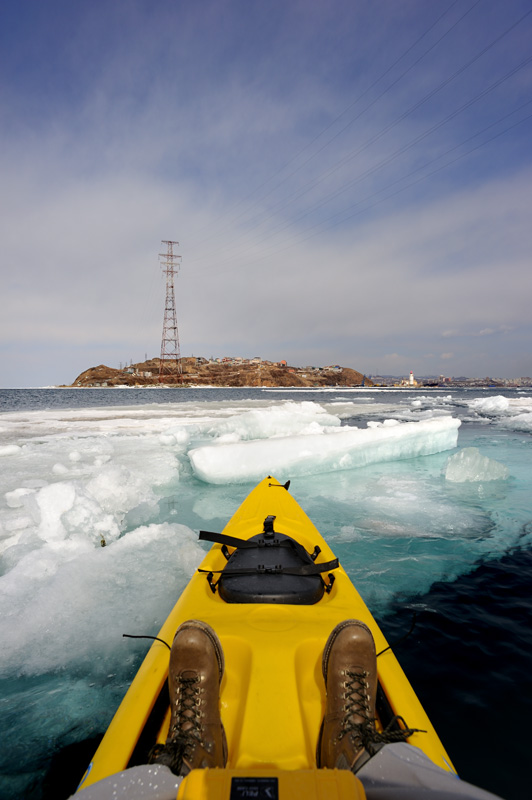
[{"left": 158, "top": 240, "right": 182, "bottom": 383}]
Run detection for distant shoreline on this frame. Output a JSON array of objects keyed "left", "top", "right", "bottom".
[
  {"left": 65, "top": 358, "right": 531, "bottom": 389},
  {"left": 68, "top": 358, "right": 373, "bottom": 389}
]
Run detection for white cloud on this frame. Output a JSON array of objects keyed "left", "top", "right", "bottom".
[
  {"left": 2, "top": 0, "right": 532, "bottom": 384},
  {"left": 475, "top": 326, "right": 513, "bottom": 336},
  {"left": 442, "top": 329, "right": 460, "bottom": 338}
]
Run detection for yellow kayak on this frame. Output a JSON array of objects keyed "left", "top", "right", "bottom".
[{"left": 77, "top": 476, "right": 455, "bottom": 797}]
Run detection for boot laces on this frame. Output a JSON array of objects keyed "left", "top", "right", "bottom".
[
  {"left": 340, "top": 669, "right": 423, "bottom": 750},
  {"left": 148, "top": 675, "right": 206, "bottom": 773},
  {"left": 170, "top": 675, "right": 203, "bottom": 755},
  {"left": 339, "top": 669, "right": 374, "bottom": 749}
]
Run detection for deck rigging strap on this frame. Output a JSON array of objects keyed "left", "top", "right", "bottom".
[
  {"left": 198, "top": 529, "right": 339, "bottom": 575},
  {"left": 199, "top": 530, "right": 263, "bottom": 549},
  {"left": 198, "top": 558, "right": 338, "bottom": 577}
]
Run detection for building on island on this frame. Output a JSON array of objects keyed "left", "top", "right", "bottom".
[{"left": 395, "top": 371, "right": 419, "bottom": 388}]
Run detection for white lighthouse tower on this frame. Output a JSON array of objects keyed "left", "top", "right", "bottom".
[{"left": 409, "top": 371, "right": 414, "bottom": 386}]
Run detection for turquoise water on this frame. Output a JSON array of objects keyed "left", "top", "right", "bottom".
[{"left": 0, "top": 387, "right": 530, "bottom": 798}]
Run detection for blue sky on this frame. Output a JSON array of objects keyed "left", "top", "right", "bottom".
[{"left": 1, "top": 0, "right": 531, "bottom": 386}]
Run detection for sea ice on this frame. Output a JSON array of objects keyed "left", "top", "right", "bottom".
[
  {"left": 444, "top": 447, "right": 509, "bottom": 482},
  {"left": 205, "top": 400, "right": 340, "bottom": 441},
  {"left": 5, "top": 488, "right": 34, "bottom": 508},
  {"left": 0, "top": 521, "right": 205, "bottom": 676},
  {"left": 0, "top": 445, "right": 21, "bottom": 457},
  {"left": 189, "top": 416, "right": 461, "bottom": 484},
  {"left": 52, "top": 463, "right": 69, "bottom": 475},
  {"left": 501, "top": 412, "right": 532, "bottom": 433},
  {"left": 468, "top": 395, "right": 532, "bottom": 418},
  {"left": 86, "top": 464, "right": 157, "bottom": 517}
]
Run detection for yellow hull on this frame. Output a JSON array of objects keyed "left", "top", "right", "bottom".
[{"left": 78, "top": 477, "right": 455, "bottom": 794}]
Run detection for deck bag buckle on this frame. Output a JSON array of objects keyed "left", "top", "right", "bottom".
[
  {"left": 257, "top": 538, "right": 281, "bottom": 548},
  {"left": 257, "top": 564, "right": 282, "bottom": 574}
]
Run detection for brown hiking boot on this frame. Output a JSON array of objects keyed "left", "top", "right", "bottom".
[
  {"left": 150, "top": 619, "right": 227, "bottom": 776},
  {"left": 317, "top": 619, "right": 379, "bottom": 773}
]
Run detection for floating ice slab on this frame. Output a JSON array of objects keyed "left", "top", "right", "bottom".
[
  {"left": 189, "top": 417, "right": 461, "bottom": 484},
  {"left": 468, "top": 395, "right": 510, "bottom": 414},
  {"left": 467, "top": 395, "right": 532, "bottom": 432},
  {"left": 445, "top": 447, "right": 509, "bottom": 482},
  {"left": 0, "top": 445, "right": 21, "bottom": 457}
]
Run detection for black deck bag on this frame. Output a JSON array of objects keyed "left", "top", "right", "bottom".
[{"left": 198, "top": 516, "right": 338, "bottom": 605}]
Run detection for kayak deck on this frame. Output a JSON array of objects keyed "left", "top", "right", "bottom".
[{"left": 78, "top": 476, "right": 455, "bottom": 791}]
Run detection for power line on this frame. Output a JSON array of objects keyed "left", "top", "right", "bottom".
[
  {"left": 261, "top": 56, "right": 532, "bottom": 242},
  {"left": 225, "top": 0, "right": 481, "bottom": 227},
  {"left": 185, "top": 0, "right": 465, "bottom": 252},
  {"left": 186, "top": 7, "right": 532, "bottom": 272},
  {"left": 194, "top": 5, "right": 532, "bottom": 266},
  {"left": 191, "top": 80, "right": 532, "bottom": 276},
  {"left": 187, "top": 51, "right": 532, "bottom": 273},
  {"left": 228, "top": 109, "right": 532, "bottom": 267}
]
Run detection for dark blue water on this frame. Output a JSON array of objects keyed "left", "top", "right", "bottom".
[
  {"left": 379, "top": 544, "right": 532, "bottom": 800},
  {"left": 0, "top": 386, "right": 259, "bottom": 412}
]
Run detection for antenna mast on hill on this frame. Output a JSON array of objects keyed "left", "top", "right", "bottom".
[{"left": 158, "top": 240, "right": 182, "bottom": 383}]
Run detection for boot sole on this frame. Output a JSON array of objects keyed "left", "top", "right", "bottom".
[{"left": 316, "top": 717, "right": 325, "bottom": 768}]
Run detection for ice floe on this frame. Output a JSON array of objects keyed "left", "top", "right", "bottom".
[
  {"left": 189, "top": 416, "right": 461, "bottom": 484},
  {"left": 445, "top": 447, "right": 509, "bottom": 482}
]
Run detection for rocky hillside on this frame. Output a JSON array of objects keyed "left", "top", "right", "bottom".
[{"left": 70, "top": 358, "right": 372, "bottom": 388}]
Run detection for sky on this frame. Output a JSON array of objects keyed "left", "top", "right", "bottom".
[{"left": 1, "top": 0, "right": 531, "bottom": 387}]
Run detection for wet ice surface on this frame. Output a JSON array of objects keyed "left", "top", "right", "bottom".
[
  {"left": 0, "top": 387, "right": 531, "bottom": 798},
  {"left": 445, "top": 447, "right": 509, "bottom": 482}
]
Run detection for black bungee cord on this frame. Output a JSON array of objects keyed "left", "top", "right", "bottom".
[
  {"left": 122, "top": 634, "right": 171, "bottom": 650},
  {"left": 376, "top": 611, "right": 417, "bottom": 658}
]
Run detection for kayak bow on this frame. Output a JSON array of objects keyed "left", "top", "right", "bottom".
[{"left": 78, "top": 476, "right": 455, "bottom": 795}]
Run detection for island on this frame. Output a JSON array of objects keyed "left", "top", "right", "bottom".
[{"left": 70, "top": 357, "right": 373, "bottom": 388}]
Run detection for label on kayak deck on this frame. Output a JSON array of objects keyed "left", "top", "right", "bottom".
[{"left": 230, "top": 776, "right": 278, "bottom": 800}]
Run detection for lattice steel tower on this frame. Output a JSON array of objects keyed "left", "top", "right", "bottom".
[{"left": 158, "top": 240, "right": 182, "bottom": 382}]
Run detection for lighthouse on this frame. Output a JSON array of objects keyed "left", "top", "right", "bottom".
[{"left": 409, "top": 371, "right": 414, "bottom": 386}]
